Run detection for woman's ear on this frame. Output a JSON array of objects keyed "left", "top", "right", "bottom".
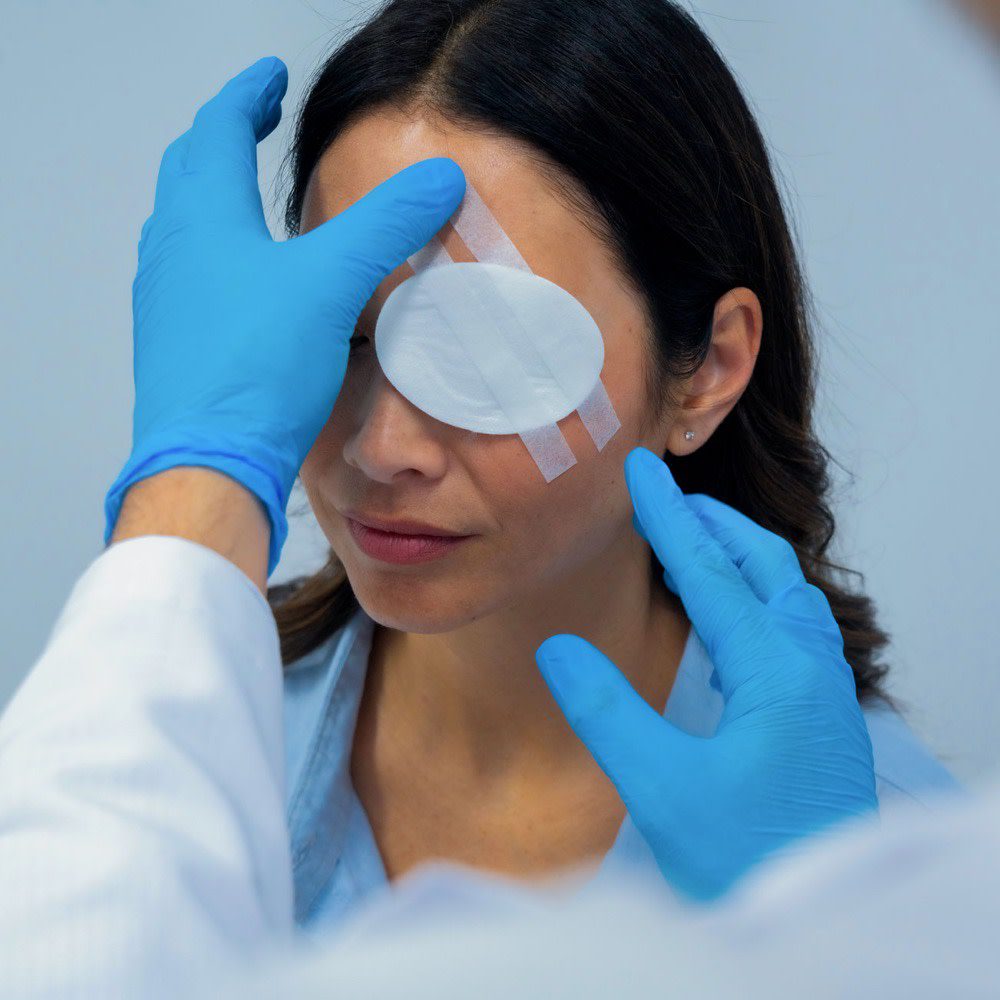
[{"left": 665, "top": 287, "right": 763, "bottom": 455}]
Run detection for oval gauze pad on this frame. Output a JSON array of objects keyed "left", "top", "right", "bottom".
[{"left": 374, "top": 262, "right": 605, "bottom": 435}]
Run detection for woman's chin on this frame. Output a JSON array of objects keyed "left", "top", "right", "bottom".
[{"left": 352, "top": 584, "right": 487, "bottom": 635}]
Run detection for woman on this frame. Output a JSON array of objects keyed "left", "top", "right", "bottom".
[{"left": 268, "top": 0, "right": 958, "bottom": 933}]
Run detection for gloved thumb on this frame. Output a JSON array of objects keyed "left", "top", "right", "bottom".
[{"left": 286, "top": 156, "right": 467, "bottom": 322}]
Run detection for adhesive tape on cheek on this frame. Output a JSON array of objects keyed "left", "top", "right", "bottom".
[{"left": 373, "top": 181, "right": 622, "bottom": 482}]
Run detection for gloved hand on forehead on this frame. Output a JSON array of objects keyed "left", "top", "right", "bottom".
[
  {"left": 103, "top": 56, "right": 466, "bottom": 577},
  {"left": 535, "top": 445, "right": 879, "bottom": 902}
]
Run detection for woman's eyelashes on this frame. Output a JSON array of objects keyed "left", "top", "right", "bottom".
[{"left": 348, "top": 333, "right": 370, "bottom": 353}]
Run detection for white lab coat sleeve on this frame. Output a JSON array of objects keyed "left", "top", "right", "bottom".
[{"left": 0, "top": 535, "right": 294, "bottom": 999}]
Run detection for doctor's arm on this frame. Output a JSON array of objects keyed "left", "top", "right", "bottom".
[
  {"left": 0, "top": 529, "right": 289, "bottom": 997},
  {"left": 109, "top": 464, "right": 272, "bottom": 594},
  {"left": 1, "top": 55, "right": 467, "bottom": 995}
]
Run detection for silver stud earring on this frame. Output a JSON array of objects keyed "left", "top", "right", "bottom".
[{"left": 684, "top": 430, "right": 695, "bottom": 441}]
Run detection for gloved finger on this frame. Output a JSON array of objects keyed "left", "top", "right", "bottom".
[
  {"left": 682, "top": 493, "right": 808, "bottom": 606},
  {"left": 284, "top": 157, "right": 467, "bottom": 323},
  {"left": 535, "top": 632, "right": 691, "bottom": 816},
  {"left": 186, "top": 56, "right": 286, "bottom": 172},
  {"left": 682, "top": 494, "right": 843, "bottom": 645},
  {"left": 151, "top": 133, "right": 192, "bottom": 216},
  {"left": 135, "top": 132, "right": 195, "bottom": 263},
  {"left": 181, "top": 56, "right": 287, "bottom": 226},
  {"left": 767, "top": 580, "right": 844, "bottom": 643},
  {"left": 624, "top": 446, "right": 770, "bottom": 673}
]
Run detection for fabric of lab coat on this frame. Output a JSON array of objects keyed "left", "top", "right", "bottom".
[
  {"left": 0, "top": 536, "right": 967, "bottom": 997},
  {"left": 0, "top": 537, "right": 296, "bottom": 998},
  {"left": 200, "top": 773, "right": 1000, "bottom": 999}
]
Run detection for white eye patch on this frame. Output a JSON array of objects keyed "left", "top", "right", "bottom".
[
  {"left": 375, "top": 262, "right": 605, "bottom": 434},
  {"left": 373, "top": 180, "right": 621, "bottom": 481}
]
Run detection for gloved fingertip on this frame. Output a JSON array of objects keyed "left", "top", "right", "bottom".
[
  {"left": 427, "top": 155, "right": 466, "bottom": 189},
  {"left": 536, "top": 633, "right": 576, "bottom": 666}
]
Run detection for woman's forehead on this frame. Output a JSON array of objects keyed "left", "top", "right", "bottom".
[{"left": 302, "top": 110, "right": 590, "bottom": 255}]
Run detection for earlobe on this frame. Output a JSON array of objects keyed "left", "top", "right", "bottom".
[{"left": 668, "top": 425, "right": 700, "bottom": 456}]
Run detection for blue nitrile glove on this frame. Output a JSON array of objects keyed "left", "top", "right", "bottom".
[
  {"left": 534, "top": 445, "right": 878, "bottom": 902},
  {"left": 103, "top": 56, "right": 466, "bottom": 577}
]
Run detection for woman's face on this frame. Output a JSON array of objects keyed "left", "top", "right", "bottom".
[{"left": 298, "top": 108, "right": 675, "bottom": 633}]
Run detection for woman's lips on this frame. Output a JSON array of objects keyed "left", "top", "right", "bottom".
[{"left": 346, "top": 517, "right": 473, "bottom": 565}]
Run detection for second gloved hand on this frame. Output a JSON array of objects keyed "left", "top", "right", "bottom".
[
  {"left": 534, "top": 446, "right": 879, "bottom": 902},
  {"left": 103, "top": 56, "right": 466, "bottom": 576}
]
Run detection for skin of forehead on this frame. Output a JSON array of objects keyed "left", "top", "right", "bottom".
[{"left": 299, "top": 108, "right": 644, "bottom": 342}]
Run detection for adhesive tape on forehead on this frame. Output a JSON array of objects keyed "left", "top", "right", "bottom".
[{"left": 373, "top": 180, "right": 622, "bottom": 481}]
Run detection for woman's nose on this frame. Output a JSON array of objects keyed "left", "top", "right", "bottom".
[{"left": 341, "top": 368, "right": 450, "bottom": 484}]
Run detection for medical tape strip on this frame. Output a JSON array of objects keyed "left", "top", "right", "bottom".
[
  {"left": 406, "top": 239, "right": 577, "bottom": 481},
  {"left": 404, "top": 184, "right": 621, "bottom": 481},
  {"left": 446, "top": 185, "right": 622, "bottom": 454},
  {"left": 407, "top": 249, "right": 577, "bottom": 480}
]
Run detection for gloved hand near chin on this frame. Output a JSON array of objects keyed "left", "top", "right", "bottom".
[
  {"left": 535, "top": 446, "right": 879, "bottom": 903},
  {"left": 103, "top": 56, "right": 466, "bottom": 577}
]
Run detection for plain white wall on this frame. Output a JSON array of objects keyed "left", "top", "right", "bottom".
[{"left": 2, "top": 1, "right": 997, "bottom": 782}]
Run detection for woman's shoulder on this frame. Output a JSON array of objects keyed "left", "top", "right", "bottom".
[{"left": 860, "top": 697, "right": 964, "bottom": 809}]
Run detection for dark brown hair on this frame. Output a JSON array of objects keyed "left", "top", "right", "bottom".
[{"left": 267, "top": 0, "right": 893, "bottom": 703}]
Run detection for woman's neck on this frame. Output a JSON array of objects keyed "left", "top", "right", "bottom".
[{"left": 358, "top": 534, "right": 691, "bottom": 798}]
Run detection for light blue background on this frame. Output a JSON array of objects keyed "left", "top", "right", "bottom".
[{"left": 1, "top": 1, "right": 997, "bottom": 782}]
